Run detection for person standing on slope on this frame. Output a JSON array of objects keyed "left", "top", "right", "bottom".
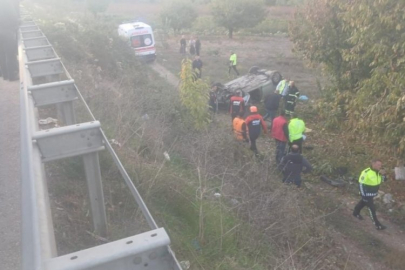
[
  {"left": 353, "top": 159, "right": 387, "bottom": 230},
  {"left": 271, "top": 111, "right": 289, "bottom": 164},
  {"left": 229, "top": 90, "right": 245, "bottom": 121},
  {"left": 288, "top": 114, "right": 305, "bottom": 153},
  {"left": 229, "top": 51, "right": 240, "bottom": 76},
  {"left": 245, "top": 106, "right": 267, "bottom": 155}
]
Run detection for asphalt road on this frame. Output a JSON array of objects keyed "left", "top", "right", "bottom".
[{"left": 0, "top": 78, "right": 21, "bottom": 269}]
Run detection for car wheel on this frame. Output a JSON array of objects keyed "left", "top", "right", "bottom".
[
  {"left": 271, "top": 72, "right": 282, "bottom": 85},
  {"left": 248, "top": 66, "right": 260, "bottom": 74}
]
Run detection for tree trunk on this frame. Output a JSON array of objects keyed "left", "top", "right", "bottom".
[{"left": 228, "top": 28, "right": 233, "bottom": 39}]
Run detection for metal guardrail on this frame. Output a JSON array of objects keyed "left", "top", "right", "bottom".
[{"left": 19, "top": 11, "right": 181, "bottom": 270}]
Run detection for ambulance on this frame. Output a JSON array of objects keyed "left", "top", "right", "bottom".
[{"left": 118, "top": 21, "right": 156, "bottom": 62}]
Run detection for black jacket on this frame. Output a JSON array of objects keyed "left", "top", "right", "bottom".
[
  {"left": 264, "top": 92, "right": 281, "bottom": 110},
  {"left": 280, "top": 153, "right": 312, "bottom": 176}
]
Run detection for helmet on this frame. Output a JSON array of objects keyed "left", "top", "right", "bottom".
[{"left": 250, "top": 106, "right": 258, "bottom": 113}]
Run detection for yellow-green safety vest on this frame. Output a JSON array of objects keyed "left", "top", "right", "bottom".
[
  {"left": 230, "top": 54, "right": 237, "bottom": 65},
  {"left": 288, "top": 118, "right": 305, "bottom": 142},
  {"left": 359, "top": 168, "right": 382, "bottom": 186},
  {"left": 277, "top": 79, "right": 287, "bottom": 95}
]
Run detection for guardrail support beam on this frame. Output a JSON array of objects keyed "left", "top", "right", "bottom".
[
  {"left": 83, "top": 152, "right": 108, "bottom": 237},
  {"left": 56, "top": 101, "right": 77, "bottom": 126}
]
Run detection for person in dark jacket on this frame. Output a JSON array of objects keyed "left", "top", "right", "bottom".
[
  {"left": 285, "top": 81, "right": 300, "bottom": 115},
  {"left": 195, "top": 37, "right": 201, "bottom": 56},
  {"left": 209, "top": 85, "right": 218, "bottom": 113},
  {"left": 353, "top": 159, "right": 387, "bottom": 230},
  {"left": 192, "top": 55, "right": 203, "bottom": 79},
  {"left": 271, "top": 111, "right": 289, "bottom": 163},
  {"left": 280, "top": 144, "right": 312, "bottom": 187},
  {"left": 229, "top": 90, "right": 245, "bottom": 121},
  {"left": 180, "top": 35, "right": 186, "bottom": 54},
  {"left": 245, "top": 106, "right": 267, "bottom": 155},
  {"left": 0, "top": 0, "right": 19, "bottom": 81},
  {"left": 189, "top": 38, "right": 196, "bottom": 55},
  {"left": 263, "top": 90, "right": 282, "bottom": 124}
]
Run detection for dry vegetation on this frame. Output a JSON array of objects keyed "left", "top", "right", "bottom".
[{"left": 26, "top": 1, "right": 405, "bottom": 269}]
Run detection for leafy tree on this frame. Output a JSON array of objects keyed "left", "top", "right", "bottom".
[
  {"left": 211, "top": 0, "right": 267, "bottom": 38},
  {"left": 160, "top": 0, "right": 198, "bottom": 32},
  {"left": 291, "top": 0, "right": 405, "bottom": 155},
  {"left": 290, "top": 0, "right": 355, "bottom": 90},
  {"left": 86, "top": 0, "right": 110, "bottom": 16},
  {"left": 179, "top": 59, "right": 210, "bottom": 130}
]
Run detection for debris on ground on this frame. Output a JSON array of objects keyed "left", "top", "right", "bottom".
[
  {"left": 214, "top": 192, "right": 221, "bottom": 198},
  {"left": 163, "top": 151, "right": 170, "bottom": 161},
  {"left": 230, "top": 198, "right": 239, "bottom": 206},
  {"left": 320, "top": 175, "right": 346, "bottom": 187},
  {"left": 38, "top": 117, "right": 58, "bottom": 126},
  {"left": 110, "top": 139, "right": 122, "bottom": 148},
  {"left": 179, "top": 261, "right": 190, "bottom": 269},
  {"left": 395, "top": 166, "right": 405, "bottom": 180},
  {"left": 299, "top": 95, "right": 309, "bottom": 101},
  {"left": 85, "top": 230, "right": 108, "bottom": 242},
  {"left": 383, "top": 193, "right": 394, "bottom": 204},
  {"left": 141, "top": 114, "right": 150, "bottom": 121}
]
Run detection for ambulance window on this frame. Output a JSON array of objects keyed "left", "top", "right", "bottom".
[{"left": 130, "top": 34, "right": 153, "bottom": 48}]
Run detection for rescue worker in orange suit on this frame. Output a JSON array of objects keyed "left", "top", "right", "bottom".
[
  {"left": 229, "top": 90, "right": 245, "bottom": 121},
  {"left": 233, "top": 112, "right": 249, "bottom": 142},
  {"left": 245, "top": 106, "right": 267, "bottom": 155}
]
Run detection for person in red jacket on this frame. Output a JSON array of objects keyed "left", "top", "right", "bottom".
[
  {"left": 229, "top": 90, "right": 245, "bottom": 121},
  {"left": 271, "top": 111, "right": 289, "bottom": 163},
  {"left": 245, "top": 106, "right": 267, "bottom": 155}
]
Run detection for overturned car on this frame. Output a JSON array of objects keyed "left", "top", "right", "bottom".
[{"left": 213, "top": 67, "right": 283, "bottom": 108}]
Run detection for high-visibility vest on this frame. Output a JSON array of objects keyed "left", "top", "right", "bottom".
[
  {"left": 288, "top": 118, "right": 305, "bottom": 142},
  {"left": 277, "top": 80, "right": 288, "bottom": 95},
  {"left": 359, "top": 168, "right": 382, "bottom": 186},
  {"left": 233, "top": 117, "right": 246, "bottom": 141},
  {"left": 230, "top": 54, "right": 237, "bottom": 65}
]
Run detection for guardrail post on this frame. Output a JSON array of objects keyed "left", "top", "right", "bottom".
[
  {"left": 56, "top": 101, "right": 76, "bottom": 126},
  {"left": 82, "top": 152, "right": 108, "bottom": 237}
]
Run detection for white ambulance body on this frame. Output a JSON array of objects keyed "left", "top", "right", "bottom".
[{"left": 118, "top": 22, "right": 156, "bottom": 61}]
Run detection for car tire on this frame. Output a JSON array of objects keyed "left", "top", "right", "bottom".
[
  {"left": 248, "top": 66, "right": 260, "bottom": 74},
  {"left": 271, "top": 72, "right": 282, "bottom": 85}
]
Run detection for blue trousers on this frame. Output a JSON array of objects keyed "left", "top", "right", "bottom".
[{"left": 275, "top": 140, "right": 287, "bottom": 164}]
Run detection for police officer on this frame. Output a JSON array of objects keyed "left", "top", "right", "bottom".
[
  {"left": 245, "top": 106, "right": 267, "bottom": 155},
  {"left": 229, "top": 90, "right": 245, "bottom": 121},
  {"left": 0, "top": 0, "right": 19, "bottom": 81},
  {"left": 288, "top": 114, "right": 305, "bottom": 153},
  {"left": 353, "top": 159, "right": 387, "bottom": 230},
  {"left": 228, "top": 51, "right": 239, "bottom": 76},
  {"left": 276, "top": 78, "right": 289, "bottom": 97}
]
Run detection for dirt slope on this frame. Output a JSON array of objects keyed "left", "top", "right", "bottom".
[{"left": 149, "top": 60, "right": 405, "bottom": 270}]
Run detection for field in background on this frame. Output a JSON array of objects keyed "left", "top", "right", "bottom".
[
  {"left": 25, "top": 1, "right": 405, "bottom": 269},
  {"left": 106, "top": 2, "right": 295, "bottom": 21}
]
